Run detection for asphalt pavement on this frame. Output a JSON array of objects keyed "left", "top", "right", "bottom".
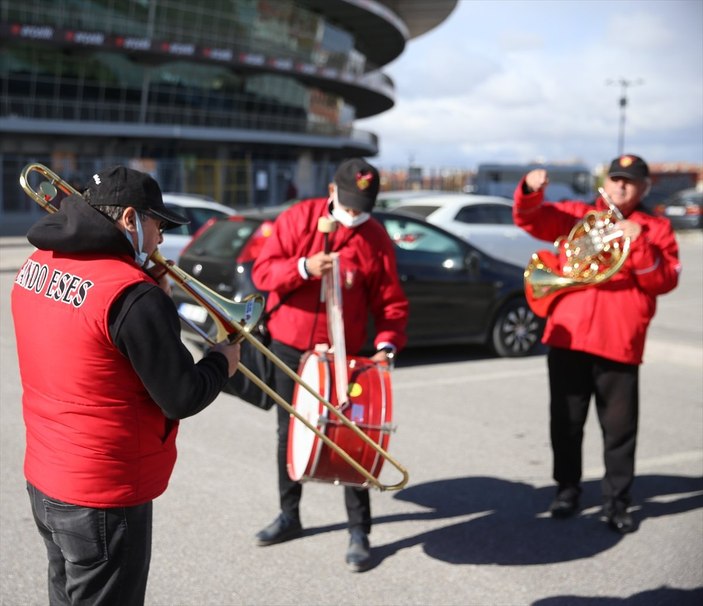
[{"left": 1, "top": 232, "right": 701, "bottom": 606}]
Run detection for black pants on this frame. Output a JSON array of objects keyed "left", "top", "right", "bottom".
[
  {"left": 27, "top": 482, "right": 152, "bottom": 606},
  {"left": 548, "top": 347, "right": 639, "bottom": 505},
  {"left": 271, "top": 339, "right": 371, "bottom": 534}
]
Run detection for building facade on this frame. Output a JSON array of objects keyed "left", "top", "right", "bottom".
[{"left": 0, "top": 0, "right": 457, "bottom": 234}]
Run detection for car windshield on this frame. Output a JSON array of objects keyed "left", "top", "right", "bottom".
[{"left": 187, "top": 219, "right": 261, "bottom": 258}]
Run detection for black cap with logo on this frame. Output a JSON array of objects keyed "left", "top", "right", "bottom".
[
  {"left": 85, "top": 166, "right": 189, "bottom": 228},
  {"left": 607, "top": 155, "right": 650, "bottom": 181},
  {"left": 333, "top": 158, "right": 380, "bottom": 213}
]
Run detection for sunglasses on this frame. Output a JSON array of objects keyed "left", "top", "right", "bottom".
[{"left": 144, "top": 212, "right": 169, "bottom": 233}]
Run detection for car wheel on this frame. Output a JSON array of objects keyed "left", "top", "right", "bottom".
[{"left": 490, "top": 298, "right": 543, "bottom": 357}]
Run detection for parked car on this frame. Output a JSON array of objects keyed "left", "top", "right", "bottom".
[
  {"left": 160, "top": 193, "right": 237, "bottom": 262},
  {"left": 650, "top": 188, "right": 703, "bottom": 230},
  {"left": 388, "top": 193, "right": 546, "bottom": 267},
  {"left": 172, "top": 208, "right": 544, "bottom": 357},
  {"left": 376, "top": 190, "right": 455, "bottom": 209}
]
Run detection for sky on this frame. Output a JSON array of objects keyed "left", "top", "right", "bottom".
[{"left": 356, "top": 0, "right": 703, "bottom": 172}]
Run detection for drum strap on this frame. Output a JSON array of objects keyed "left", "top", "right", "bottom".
[{"left": 326, "top": 254, "right": 349, "bottom": 405}]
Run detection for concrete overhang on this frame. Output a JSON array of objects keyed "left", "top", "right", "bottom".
[{"left": 300, "top": 0, "right": 458, "bottom": 66}]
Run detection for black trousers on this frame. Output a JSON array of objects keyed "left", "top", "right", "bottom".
[
  {"left": 547, "top": 347, "right": 639, "bottom": 504},
  {"left": 271, "top": 339, "right": 371, "bottom": 534},
  {"left": 27, "top": 482, "right": 151, "bottom": 606}
]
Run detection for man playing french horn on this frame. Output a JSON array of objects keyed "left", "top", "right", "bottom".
[{"left": 513, "top": 155, "right": 680, "bottom": 534}]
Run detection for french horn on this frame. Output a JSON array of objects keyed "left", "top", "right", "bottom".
[{"left": 524, "top": 188, "right": 630, "bottom": 317}]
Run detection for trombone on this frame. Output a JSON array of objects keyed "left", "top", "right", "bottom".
[{"left": 19, "top": 163, "right": 409, "bottom": 491}]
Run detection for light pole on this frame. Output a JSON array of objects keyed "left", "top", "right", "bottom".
[{"left": 606, "top": 78, "right": 643, "bottom": 156}]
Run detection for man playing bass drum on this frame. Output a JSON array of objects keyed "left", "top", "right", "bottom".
[
  {"left": 251, "top": 158, "right": 408, "bottom": 572},
  {"left": 513, "top": 155, "right": 680, "bottom": 534}
]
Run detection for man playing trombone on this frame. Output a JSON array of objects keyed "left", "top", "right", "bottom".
[
  {"left": 12, "top": 166, "right": 241, "bottom": 605},
  {"left": 513, "top": 155, "right": 680, "bottom": 534},
  {"left": 251, "top": 158, "right": 408, "bottom": 572}
]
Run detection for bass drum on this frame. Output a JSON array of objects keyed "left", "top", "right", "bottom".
[{"left": 287, "top": 351, "right": 393, "bottom": 487}]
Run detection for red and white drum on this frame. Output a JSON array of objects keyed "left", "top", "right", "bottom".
[{"left": 287, "top": 351, "right": 393, "bottom": 487}]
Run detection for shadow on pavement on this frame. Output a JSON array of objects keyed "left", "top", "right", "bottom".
[
  {"left": 532, "top": 586, "right": 703, "bottom": 605},
  {"left": 293, "top": 474, "right": 702, "bottom": 575},
  {"left": 365, "top": 474, "right": 703, "bottom": 567}
]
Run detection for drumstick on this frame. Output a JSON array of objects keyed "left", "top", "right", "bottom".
[{"left": 318, "top": 216, "right": 337, "bottom": 254}]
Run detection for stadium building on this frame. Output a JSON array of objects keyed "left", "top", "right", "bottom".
[{"left": 0, "top": 0, "right": 457, "bottom": 234}]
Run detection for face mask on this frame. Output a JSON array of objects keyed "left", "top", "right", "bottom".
[
  {"left": 330, "top": 189, "right": 370, "bottom": 228},
  {"left": 123, "top": 212, "right": 150, "bottom": 266}
]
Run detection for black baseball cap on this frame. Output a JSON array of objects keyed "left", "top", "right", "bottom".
[
  {"left": 333, "top": 158, "right": 380, "bottom": 213},
  {"left": 607, "top": 155, "right": 650, "bottom": 181},
  {"left": 85, "top": 166, "right": 189, "bottom": 228}
]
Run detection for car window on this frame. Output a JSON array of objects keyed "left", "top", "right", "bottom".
[
  {"left": 454, "top": 203, "right": 514, "bottom": 225},
  {"left": 379, "top": 216, "right": 467, "bottom": 270},
  {"left": 164, "top": 204, "right": 231, "bottom": 235},
  {"left": 187, "top": 207, "right": 232, "bottom": 232},
  {"left": 393, "top": 205, "right": 440, "bottom": 219},
  {"left": 187, "top": 219, "right": 261, "bottom": 258}
]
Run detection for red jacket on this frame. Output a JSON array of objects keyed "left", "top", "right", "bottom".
[
  {"left": 513, "top": 182, "right": 680, "bottom": 364},
  {"left": 252, "top": 198, "right": 408, "bottom": 353},
  {"left": 12, "top": 250, "right": 178, "bottom": 507}
]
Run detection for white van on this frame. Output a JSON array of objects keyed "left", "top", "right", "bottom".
[{"left": 472, "top": 163, "right": 595, "bottom": 202}]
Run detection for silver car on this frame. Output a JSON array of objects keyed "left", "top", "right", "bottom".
[{"left": 388, "top": 193, "right": 546, "bottom": 267}]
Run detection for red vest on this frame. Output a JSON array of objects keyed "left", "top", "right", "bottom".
[{"left": 12, "top": 250, "right": 178, "bottom": 507}]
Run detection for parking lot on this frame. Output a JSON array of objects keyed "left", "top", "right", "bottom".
[{"left": 1, "top": 231, "right": 701, "bottom": 605}]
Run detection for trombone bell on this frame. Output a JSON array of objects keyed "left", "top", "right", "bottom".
[{"left": 150, "top": 250, "right": 265, "bottom": 343}]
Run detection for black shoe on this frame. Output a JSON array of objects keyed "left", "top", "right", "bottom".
[
  {"left": 549, "top": 485, "right": 580, "bottom": 518},
  {"left": 255, "top": 513, "right": 302, "bottom": 546},
  {"left": 345, "top": 529, "right": 371, "bottom": 572},
  {"left": 603, "top": 501, "right": 636, "bottom": 534}
]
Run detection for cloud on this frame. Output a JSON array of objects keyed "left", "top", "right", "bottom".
[
  {"left": 498, "top": 30, "right": 544, "bottom": 53},
  {"left": 358, "top": 0, "right": 703, "bottom": 170},
  {"left": 390, "top": 41, "right": 501, "bottom": 100}
]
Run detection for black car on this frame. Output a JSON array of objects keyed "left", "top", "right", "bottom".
[{"left": 172, "top": 208, "right": 544, "bottom": 357}]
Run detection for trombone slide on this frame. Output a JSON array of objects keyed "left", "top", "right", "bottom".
[{"left": 18, "top": 162, "right": 409, "bottom": 491}]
